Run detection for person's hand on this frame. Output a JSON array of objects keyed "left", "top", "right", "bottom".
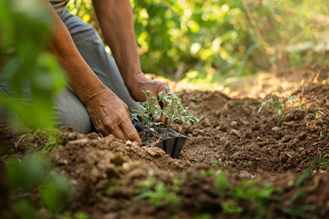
[
  {"left": 85, "top": 87, "right": 142, "bottom": 145},
  {"left": 126, "top": 73, "right": 178, "bottom": 124}
]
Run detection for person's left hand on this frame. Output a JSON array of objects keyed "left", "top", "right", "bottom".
[{"left": 126, "top": 73, "right": 177, "bottom": 124}]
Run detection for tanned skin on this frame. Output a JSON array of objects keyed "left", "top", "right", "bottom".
[{"left": 41, "top": 0, "right": 174, "bottom": 145}]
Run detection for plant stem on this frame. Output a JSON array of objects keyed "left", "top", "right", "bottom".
[
  {"left": 179, "top": 122, "right": 186, "bottom": 137},
  {"left": 153, "top": 124, "right": 157, "bottom": 142},
  {"left": 166, "top": 123, "right": 170, "bottom": 138}
]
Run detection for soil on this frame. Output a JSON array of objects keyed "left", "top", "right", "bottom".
[{"left": 2, "top": 64, "right": 329, "bottom": 218}]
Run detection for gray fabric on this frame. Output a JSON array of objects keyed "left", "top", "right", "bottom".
[
  {"left": 0, "top": 8, "right": 140, "bottom": 134},
  {"left": 50, "top": 0, "right": 70, "bottom": 14}
]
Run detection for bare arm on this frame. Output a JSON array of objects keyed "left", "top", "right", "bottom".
[
  {"left": 92, "top": 0, "right": 173, "bottom": 123},
  {"left": 39, "top": 0, "right": 142, "bottom": 144},
  {"left": 92, "top": 0, "right": 140, "bottom": 87}
]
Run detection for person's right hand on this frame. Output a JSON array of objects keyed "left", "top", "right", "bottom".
[{"left": 84, "top": 87, "right": 142, "bottom": 145}]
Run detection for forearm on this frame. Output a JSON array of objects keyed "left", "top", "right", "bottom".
[
  {"left": 42, "top": 0, "right": 108, "bottom": 104},
  {"left": 92, "top": 0, "right": 141, "bottom": 87}
]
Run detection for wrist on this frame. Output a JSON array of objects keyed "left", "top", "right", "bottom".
[{"left": 124, "top": 72, "right": 145, "bottom": 88}]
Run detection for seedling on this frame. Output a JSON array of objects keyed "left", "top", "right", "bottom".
[
  {"left": 42, "top": 140, "right": 58, "bottom": 151},
  {"left": 179, "top": 105, "right": 199, "bottom": 136},
  {"left": 287, "top": 152, "right": 295, "bottom": 159},
  {"left": 319, "top": 131, "right": 323, "bottom": 140},
  {"left": 159, "top": 87, "right": 182, "bottom": 137},
  {"left": 133, "top": 181, "right": 181, "bottom": 211},
  {"left": 258, "top": 96, "right": 300, "bottom": 121},
  {"left": 130, "top": 88, "right": 199, "bottom": 146},
  {"left": 130, "top": 89, "right": 162, "bottom": 141}
]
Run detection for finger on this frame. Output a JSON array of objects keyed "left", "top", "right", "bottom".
[
  {"left": 160, "top": 113, "right": 167, "bottom": 124},
  {"left": 121, "top": 120, "right": 142, "bottom": 146},
  {"left": 154, "top": 102, "right": 162, "bottom": 121},
  {"left": 155, "top": 111, "right": 161, "bottom": 122},
  {"left": 111, "top": 128, "right": 127, "bottom": 142}
]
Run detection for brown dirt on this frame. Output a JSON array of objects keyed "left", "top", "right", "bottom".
[
  {"left": 178, "top": 84, "right": 329, "bottom": 177},
  {"left": 2, "top": 65, "right": 329, "bottom": 218}
]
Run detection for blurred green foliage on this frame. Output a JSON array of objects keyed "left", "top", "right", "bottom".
[
  {"left": 0, "top": 1, "right": 70, "bottom": 218},
  {"left": 4, "top": 154, "right": 71, "bottom": 219},
  {"left": 68, "top": 0, "right": 329, "bottom": 84},
  {"left": 0, "top": 0, "right": 66, "bottom": 129}
]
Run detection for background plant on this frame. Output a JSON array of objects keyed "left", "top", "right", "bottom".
[
  {"left": 0, "top": 0, "right": 70, "bottom": 218},
  {"left": 68, "top": 0, "right": 329, "bottom": 86},
  {"left": 258, "top": 95, "right": 300, "bottom": 121},
  {"left": 0, "top": 0, "right": 66, "bottom": 130}
]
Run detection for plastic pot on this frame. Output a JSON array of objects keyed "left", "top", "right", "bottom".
[{"left": 132, "top": 119, "right": 189, "bottom": 158}]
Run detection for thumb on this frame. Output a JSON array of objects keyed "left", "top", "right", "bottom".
[{"left": 155, "top": 102, "right": 161, "bottom": 121}]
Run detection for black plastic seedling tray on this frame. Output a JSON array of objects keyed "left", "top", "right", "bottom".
[{"left": 132, "top": 119, "right": 188, "bottom": 158}]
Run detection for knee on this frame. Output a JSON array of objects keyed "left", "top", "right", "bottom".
[{"left": 55, "top": 89, "right": 93, "bottom": 134}]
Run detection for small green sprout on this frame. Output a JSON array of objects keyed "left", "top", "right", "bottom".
[
  {"left": 42, "top": 140, "right": 58, "bottom": 151},
  {"left": 133, "top": 181, "right": 181, "bottom": 211},
  {"left": 258, "top": 96, "right": 300, "bottom": 121},
  {"left": 287, "top": 152, "right": 295, "bottom": 159},
  {"left": 319, "top": 131, "right": 323, "bottom": 140}
]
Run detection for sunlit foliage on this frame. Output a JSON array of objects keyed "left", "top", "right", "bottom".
[{"left": 68, "top": 0, "right": 329, "bottom": 83}]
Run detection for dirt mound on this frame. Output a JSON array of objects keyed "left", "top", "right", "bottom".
[
  {"left": 47, "top": 128, "right": 329, "bottom": 218},
  {"left": 176, "top": 84, "right": 329, "bottom": 177}
]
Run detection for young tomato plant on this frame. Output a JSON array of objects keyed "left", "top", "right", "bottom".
[
  {"left": 130, "top": 89, "right": 162, "bottom": 141},
  {"left": 159, "top": 88, "right": 183, "bottom": 137},
  {"left": 130, "top": 88, "right": 199, "bottom": 141},
  {"left": 179, "top": 105, "right": 199, "bottom": 136},
  {"left": 258, "top": 96, "right": 300, "bottom": 121}
]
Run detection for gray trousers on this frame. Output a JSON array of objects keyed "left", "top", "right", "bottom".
[{"left": 0, "top": 9, "right": 140, "bottom": 134}]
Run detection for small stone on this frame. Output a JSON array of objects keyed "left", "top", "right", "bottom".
[
  {"left": 272, "top": 126, "right": 280, "bottom": 132},
  {"left": 68, "top": 138, "right": 89, "bottom": 146},
  {"left": 111, "top": 155, "right": 126, "bottom": 166},
  {"left": 68, "top": 133, "right": 75, "bottom": 140},
  {"left": 231, "top": 129, "right": 240, "bottom": 137},
  {"left": 122, "top": 162, "right": 133, "bottom": 172},
  {"left": 299, "top": 147, "right": 304, "bottom": 152},
  {"left": 230, "top": 121, "right": 238, "bottom": 127}
]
